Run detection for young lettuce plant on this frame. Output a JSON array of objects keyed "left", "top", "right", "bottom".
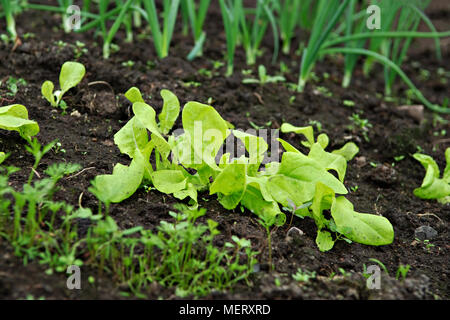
[
  {"left": 41, "top": 61, "right": 85, "bottom": 110},
  {"left": 0, "top": 104, "right": 40, "bottom": 142},
  {"left": 90, "top": 89, "right": 394, "bottom": 253},
  {"left": 413, "top": 148, "right": 450, "bottom": 204}
]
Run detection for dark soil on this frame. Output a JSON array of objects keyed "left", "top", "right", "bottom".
[{"left": 0, "top": 1, "right": 449, "bottom": 300}]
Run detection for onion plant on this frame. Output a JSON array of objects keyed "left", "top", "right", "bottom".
[
  {"left": 238, "top": 0, "right": 279, "bottom": 66},
  {"left": 218, "top": 0, "right": 240, "bottom": 76},
  {"left": 100, "top": 0, "right": 135, "bottom": 59},
  {"left": 142, "top": 0, "right": 180, "bottom": 59},
  {"left": 342, "top": 0, "right": 366, "bottom": 88},
  {"left": 219, "top": 0, "right": 278, "bottom": 74},
  {"left": 0, "top": 0, "right": 19, "bottom": 41},
  {"left": 180, "top": 0, "right": 211, "bottom": 60},
  {"left": 297, "top": 0, "right": 351, "bottom": 92},
  {"left": 275, "top": 0, "right": 301, "bottom": 54}
]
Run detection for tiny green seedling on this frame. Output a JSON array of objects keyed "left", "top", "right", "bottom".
[
  {"left": 41, "top": 61, "right": 86, "bottom": 109},
  {"left": 395, "top": 264, "right": 411, "bottom": 281},
  {"left": 292, "top": 268, "right": 316, "bottom": 282},
  {"left": 73, "top": 41, "right": 88, "bottom": 59},
  {"left": 3, "top": 77, "right": 27, "bottom": 97},
  {"left": 121, "top": 60, "right": 135, "bottom": 68},
  {"left": 243, "top": 65, "right": 285, "bottom": 85},
  {"left": 348, "top": 113, "right": 372, "bottom": 142},
  {"left": 343, "top": 100, "right": 355, "bottom": 107},
  {"left": 338, "top": 268, "right": 351, "bottom": 277},
  {"left": 368, "top": 258, "right": 389, "bottom": 275},
  {"left": 314, "top": 86, "right": 332, "bottom": 97}
]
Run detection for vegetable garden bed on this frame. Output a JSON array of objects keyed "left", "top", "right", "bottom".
[{"left": 0, "top": 0, "right": 448, "bottom": 300}]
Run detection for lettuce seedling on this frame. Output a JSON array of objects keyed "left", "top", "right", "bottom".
[
  {"left": 90, "top": 90, "right": 394, "bottom": 252},
  {"left": 413, "top": 148, "right": 450, "bottom": 204},
  {"left": 0, "top": 104, "right": 40, "bottom": 141},
  {"left": 41, "top": 61, "right": 85, "bottom": 108},
  {"left": 242, "top": 65, "right": 286, "bottom": 85}
]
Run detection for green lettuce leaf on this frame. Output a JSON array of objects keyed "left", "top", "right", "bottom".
[
  {"left": 210, "top": 161, "right": 247, "bottom": 209},
  {"left": 182, "top": 101, "right": 229, "bottom": 169},
  {"left": 0, "top": 104, "right": 40, "bottom": 140},
  {"left": 158, "top": 89, "right": 180, "bottom": 135},
  {"left": 413, "top": 149, "right": 450, "bottom": 203},
  {"left": 267, "top": 152, "right": 347, "bottom": 207},
  {"left": 332, "top": 142, "right": 359, "bottom": 161},
  {"left": 280, "top": 123, "right": 314, "bottom": 146},
  {"left": 89, "top": 153, "right": 145, "bottom": 203},
  {"left": 331, "top": 197, "right": 394, "bottom": 246},
  {"left": 316, "top": 230, "right": 335, "bottom": 252}
]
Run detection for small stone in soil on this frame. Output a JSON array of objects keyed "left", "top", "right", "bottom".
[{"left": 414, "top": 225, "right": 438, "bottom": 241}]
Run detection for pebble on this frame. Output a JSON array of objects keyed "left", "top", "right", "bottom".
[{"left": 414, "top": 225, "right": 438, "bottom": 241}]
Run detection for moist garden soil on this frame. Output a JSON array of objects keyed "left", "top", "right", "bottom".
[{"left": 0, "top": 1, "right": 449, "bottom": 300}]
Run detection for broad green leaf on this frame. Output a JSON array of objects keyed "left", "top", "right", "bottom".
[
  {"left": 151, "top": 169, "right": 187, "bottom": 194},
  {"left": 210, "top": 162, "right": 246, "bottom": 209},
  {"left": 158, "top": 89, "right": 180, "bottom": 135},
  {"left": 133, "top": 102, "right": 161, "bottom": 136},
  {"left": 278, "top": 138, "right": 301, "bottom": 153},
  {"left": 125, "top": 87, "right": 145, "bottom": 103},
  {"left": 247, "top": 176, "right": 273, "bottom": 202},
  {"left": 268, "top": 174, "right": 311, "bottom": 207},
  {"left": 308, "top": 143, "right": 347, "bottom": 182},
  {"left": 413, "top": 150, "right": 450, "bottom": 202},
  {"left": 41, "top": 80, "right": 56, "bottom": 107},
  {"left": 89, "top": 154, "right": 145, "bottom": 203},
  {"left": 316, "top": 230, "right": 335, "bottom": 252},
  {"left": 233, "top": 130, "right": 268, "bottom": 167},
  {"left": 0, "top": 152, "right": 6, "bottom": 165},
  {"left": 262, "top": 162, "right": 280, "bottom": 176},
  {"left": 268, "top": 152, "right": 347, "bottom": 207},
  {"left": 173, "top": 182, "right": 198, "bottom": 207},
  {"left": 413, "top": 165, "right": 450, "bottom": 201},
  {"left": 332, "top": 142, "right": 359, "bottom": 161},
  {"left": 114, "top": 117, "right": 149, "bottom": 158},
  {"left": 331, "top": 197, "right": 394, "bottom": 246},
  {"left": 0, "top": 104, "right": 40, "bottom": 139},
  {"left": 59, "top": 61, "right": 85, "bottom": 95},
  {"left": 241, "top": 185, "right": 285, "bottom": 227},
  {"left": 413, "top": 153, "right": 440, "bottom": 179},
  {"left": 316, "top": 133, "right": 329, "bottom": 149},
  {"left": 311, "top": 182, "right": 334, "bottom": 229},
  {"left": 133, "top": 102, "right": 171, "bottom": 159},
  {"left": 281, "top": 123, "right": 314, "bottom": 146},
  {"left": 182, "top": 101, "right": 229, "bottom": 169}
]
